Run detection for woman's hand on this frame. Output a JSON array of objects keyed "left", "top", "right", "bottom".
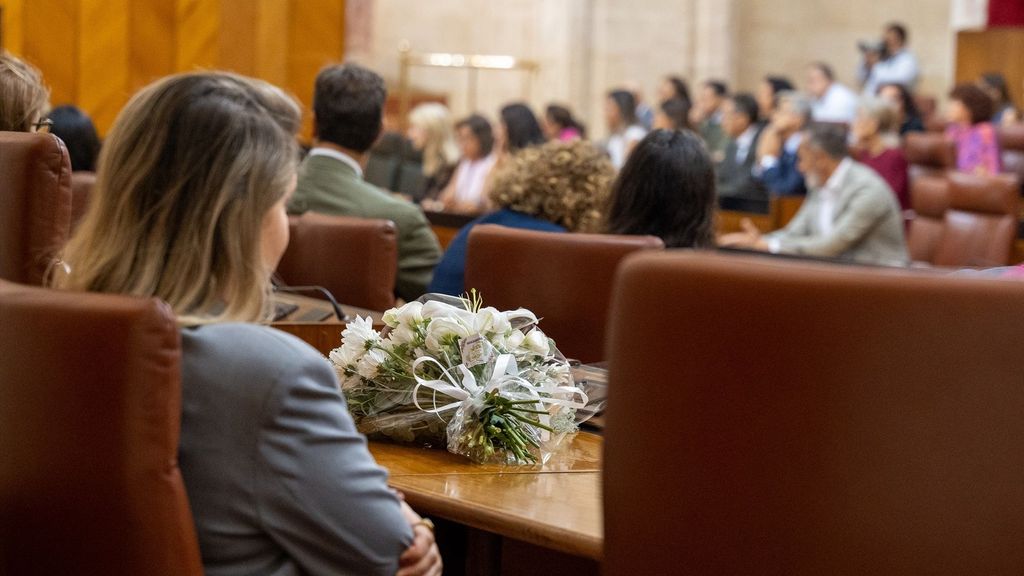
[{"left": 396, "top": 502, "right": 442, "bottom": 576}]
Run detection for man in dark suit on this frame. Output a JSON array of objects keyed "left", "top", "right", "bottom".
[
  {"left": 754, "top": 90, "right": 812, "bottom": 196},
  {"left": 289, "top": 64, "right": 441, "bottom": 302},
  {"left": 717, "top": 93, "right": 766, "bottom": 208}
]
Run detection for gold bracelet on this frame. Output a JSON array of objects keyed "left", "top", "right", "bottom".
[{"left": 414, "top": 518, "right": 435, "bottom": 534}]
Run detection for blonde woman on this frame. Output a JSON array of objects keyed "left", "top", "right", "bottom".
[
  {"left": 0, "top": 51, "right": 50, "bottom": 132},
  {"left": 407, "top": 102, "right": 459, "bottom": 202},
  {"left": 57, "top": 72, "right": 441, "bottom": 576},
  {"left": 428, "top": 139, "right": 615, "bottom": 295}
]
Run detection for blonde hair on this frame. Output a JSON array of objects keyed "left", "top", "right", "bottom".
[
  {"left": 0, "top": 52, "right": 50, "bottom": 131},
  {"left": 409, "top": 102, "right": 458, "bottom": 176},
  {"left": 55, "top": 72, "right": 301, "bottom": 325},
  {"left": 857, "top": 96, "right": 900, "bottom": 147},
  {"left": 488, "top": 140, "right": 614, "bottom": 233}
]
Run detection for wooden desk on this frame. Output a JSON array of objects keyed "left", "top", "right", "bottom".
[
  {"left": 370, "top": 433, "right": 603, "bottom": 561},
  {"left": 270, "top": 293, "right": 385, "bottom": 356}
]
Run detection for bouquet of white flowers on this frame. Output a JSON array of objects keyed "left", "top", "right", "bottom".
[{"left": 330, "top": 293, "right": 593, "bottom": 464}]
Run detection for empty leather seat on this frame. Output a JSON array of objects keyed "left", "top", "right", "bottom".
[
  {"left": 463, "top": 224, "right": 664, "bottom": 363},
  {"left": 0, "top": 132, "right": 72, "bottom": 285},
  {"left": 70, "top": 171, "right": 96, "bottom": 232},
  {"left": 932, "top": 172, "right": 1019, "bottom": 267},
  {"left": 276, "top": 213, "right": 398, "bottom": 311},
  {"left": 906, "top": 173, "right": 950, "bottom": 263},
  {"left": 604, "top": 251, "right": 1024, "bottom": 575},
  {"left": 0, "top": 279, "right": 203, "bottom": 575},
  {"left": 903, "top": 132, "right": 955, "bottom": 181}
]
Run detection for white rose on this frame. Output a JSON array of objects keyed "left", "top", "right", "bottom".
[
  {"left": 505, "top": 329, "right": 527, "bottom": 350},
  {"left": 525, "top": 330, "right": 551, "bottom": 356},
  {"left": 424, "top": 317, "right": 469, "bottom": 354},
  {"left": 473, "top": 307, "right": 511, "bottom": 336}
]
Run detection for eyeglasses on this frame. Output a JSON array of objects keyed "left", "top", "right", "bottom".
[{"left": 33, "top": 118, "right": 53, "bottom": 133}]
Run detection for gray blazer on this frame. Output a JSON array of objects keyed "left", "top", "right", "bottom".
[
  {"left": 766, "top": 160, "right": 909, "bottom": 266},
  {"left": 179, "top": 323, "right": 412, "bottom": 576}
]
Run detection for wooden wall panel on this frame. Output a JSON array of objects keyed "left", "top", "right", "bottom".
[
  {"left": 1, "top": 0, "right": 345, "bottom": 138},
  {"left": 956, "top": 29, "right": 1024, "bottom": 110}
]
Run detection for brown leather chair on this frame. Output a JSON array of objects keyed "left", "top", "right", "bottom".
[
  {"left": 0, "top": 132, "right": 72, "bottom": 285},
  {"left": 0, "top": 280, "right": 203, "bottom": 575},
  {"left": 463, "top": 224, "right": 664, "bottom": 363},
  {"left": 903, "top": 131, "right": 955, "bottom": 181},
  {"left": 932, "top": 172, "right": 1019, "bottom": 267},
  {"left": 276, "top": 212, "right": 398, "bottom": 311},
  {"left": 997, "top": 124, "right": 1024, "bottom": 192},
  {"left": 604, "top": 251, "right": 1024, "bottom": 576},
  {"left": 906, "top": 173, "right": 950, "bottom": 263},
  {"left": 69, "top": 170, "right": 96, "bottom": 232}
]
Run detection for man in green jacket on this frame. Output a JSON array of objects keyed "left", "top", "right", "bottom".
[{"left": 288, "top": 63, "right": 441, "bottom": 302}]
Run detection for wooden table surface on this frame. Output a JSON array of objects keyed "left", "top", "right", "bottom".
[{"left": 370, "top": 433, "right": 604, "bottom": 560}]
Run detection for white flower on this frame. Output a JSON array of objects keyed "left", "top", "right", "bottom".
[
  {"left": 525, "top": 330, "right": 551, "bottom": 356},
  {"left": 473, "top": 307, "right": 511, "bottom": 336},
  {"left": 424, "top": 317, "right": 469, "bottom": 354},
  {"left": 357, "top": 348, "right": 387, "bottom": 380},
  {"left": 505, "top": 329, "right": 527, "bottom": 351},
  {"left": 334, "top": 316, "right": 380, "bottom": 367},
  {"left": 383, "top": 301, "right": 424, "bottom": 328}
]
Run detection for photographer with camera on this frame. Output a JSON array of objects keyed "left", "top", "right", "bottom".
[{"left": 857, "top": 22, "right": 919, "bottom": 96}]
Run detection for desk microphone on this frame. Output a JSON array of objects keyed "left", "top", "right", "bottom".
[{"left": 271, "top": 281, "right": 348, "bottom": 322}]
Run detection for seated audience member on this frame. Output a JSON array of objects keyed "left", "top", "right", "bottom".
[
  {"left": 946, "top": 83, "right": 1002, "bottom": 175},
  {"left": 605, "top": 89, "right": 648, "bottom": 170},
  {"left": 57, "top": 72, "right": 440, "bottom": 576},
  {"left": 625, "top": 81, "right": 655, "bottom": 130},
  {"left": 288, "top": 64, "right": 442, "bottom": 302},
  {"left": 543, "top": 104, "right": 586, "bottom": 142},
  {"left": 755, "top": 90, "right": 811, "bottom": 196},
  {"left": 717, "top": 93, "right": 767, "bottom": 204},
  {"left": 756, "top": 75, "right": 795, "bottom": 120},
  {"left": 49, "top": 105, "right": 101, "bottom": 172},
  {"left": 658, "top": 75, "right": 693, "bottom": 107},
  {"left": 652, "top": 97, "right": 693, "bottom": 132},
  {"left": 806, "top": 62, "right": 858, "bottom": 123},
  {"left": 978, "top": 72, "right": 1020, "bottom": 126},
  {"left": 721, "top": 124, "right": 909, "bottom": 266},
  {"left": 406, "top": 102, "right": 458, "bottom": 203},
  {"left": 0, "top": 52, "right": 50, "bottom": 132},
  {"left": 878, "top": 82, "right": 925, "bottom": 135},
  {"left": 851, "top": 96, "right": 909, "bottom": 210},
  {"left": 693, "top": 80, "right": 730, "bottom": 162},
  {"left": 496, "top": 102, "right": 546, "bottom": 154},
  {"left": 429, "top": 140, "right": 614, "bottom": 295},
  {"left": 606, "top": 129, "right": 715, "bottom": 248},
  {"left": 858, "top": 22, "right": 919, "bottom": 95},
  {"left": 435, "top": 114, "right": 497, "bottom": 214}
]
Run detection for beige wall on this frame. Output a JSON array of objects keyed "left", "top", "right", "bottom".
[
  {"left": 353, "top": 0, "right": 958, "bottom": 135},
  {"left": 733, "top": 0, "right": 954, "bottom": 98}
]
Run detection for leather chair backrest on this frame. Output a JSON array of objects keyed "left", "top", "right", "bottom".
[
  {"left": 463, "top": 224, "right": 664, "bottom": 363},
  {"left": 906, "top": 173, "right": 950, "bottom": 263},
  {"left": 0, "top": 279, "right": 203, "bottom": 575},
  {"left": 903, "top": 132, "right": 955, "bottom": 180},
  {"left": 276, "top": 212, "right": 398, "bottom": 311},
  {"left": 70, "top": 171, "right": 96, "bottom": 232},
  {"left": 604, "top": 251, "right": 1024, "bottom": 575},
  {"left": 0, "top": 132, "right": 72, "bottom": 285},
  {"left": 997, "top": 124, "right": 1024, "bottom": 192},
  {"left": 932, "top": 172, "right": 1020, "bottom": 267}
]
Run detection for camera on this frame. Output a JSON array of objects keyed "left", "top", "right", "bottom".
[{"left": 857, "top": 39, "right": 886, "bottom": 54}]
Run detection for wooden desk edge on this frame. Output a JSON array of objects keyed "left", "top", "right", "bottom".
[{"left": 397, "top": 484, "right": 604, "bottom": 561}]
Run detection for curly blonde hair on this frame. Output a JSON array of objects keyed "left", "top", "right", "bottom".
[{"left": 487, "top": 140, "right": 614, "bottom": 232}]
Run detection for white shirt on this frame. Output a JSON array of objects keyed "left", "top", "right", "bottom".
[
  {"left": 734, "top": 125, "right": 759, "bottom": 165},
  {"left": 861, "top": 49, "right": 920, "bottom": 95},
  {"left": 308, "top": 147, "right": 363, "bottom": 178},
  {"left": 607, "top": 125, "right": 648, "bottom": 170},
  {"left": 452, "top": 154, "right": 497, "bottom": 207},
  {"left": 812, "top": 83, "right": 859, "bottom": 123}
]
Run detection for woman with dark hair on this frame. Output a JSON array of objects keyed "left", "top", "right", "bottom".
[
  {"left": 606, "top": 129, "right": 716, "bottom": 249},
  {"left": 978, "top": 73, "right": 1020, "bottom": 126},
  {"left": 877, "top": 82, "right": 925, "bottom": 135},
  {"left": 435, "top": 114, "right": 497, "bottom": 214},
  {"left": 657, "top": 76, "right": 692, "bottom": 106},
  {"left": 605, "top": 89, "right": 647, "bottom": 169},
  {"left": 653, "top": 98, "right": 693, "bottom": 132},
  {"left": 756, "top": 75, "right": 795, "bottom": 119},
  {"left": 49, "top": 105, "right": 101, "bottom": 172},
  {"left": 543, "top": 104, "right": 586, "bottom": 141},
  {"left": 946, "top": 83, "right": 1002, "bottom": 175},
  {"left": 498, "top": 103, "right": 546, "bottom": 152}
]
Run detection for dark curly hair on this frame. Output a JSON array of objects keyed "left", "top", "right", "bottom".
[{"left": 949, "top": 83, "right": 995, "bottom": 125}]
